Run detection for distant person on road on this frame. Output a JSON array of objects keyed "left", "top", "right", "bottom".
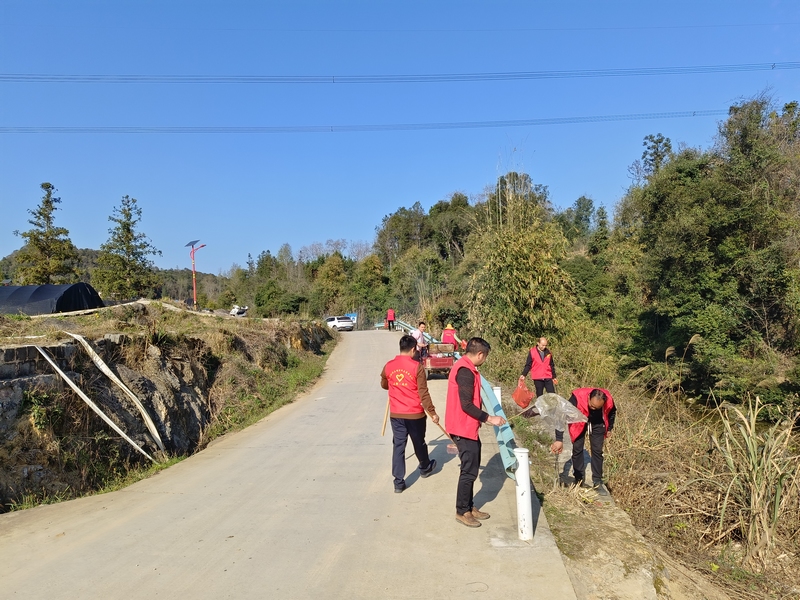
[
  {"left": 550, "top": 387, "right": 616, "bottom": 496},
  {"left": 411, "top": 321, "right": 429, "bottom": 362},
  {"left": 380, "top": 334, "right": 440, "bottom": 493},
  {"left": 446, "top": 337, "right": 506, "bottom": 527},
  {"left": 386, "top": 308, "right": 395, "bottom": 331},
  {"left": 520, "top": 337, "right": 557, "bottom": 397}
]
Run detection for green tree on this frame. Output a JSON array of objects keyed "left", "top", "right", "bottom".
[
  {"left": 389, "top": 246, "right": 445, "bottom": 312},
  {"left": 374, "top": 202, "right": 429, "bottom": 268},
  {"left": 479, "top": 172, "right": 551, "bottom": 229},
  {"left": 467, "top": 218, "right": 575, "bottom": 347},
  {"left": 312, "top": 253, "right": 348, "bottom": 314},
  {"left": 631, "top": 98, "right": 800, "bottom": 397},
  {"left": 14, "top": 183, "right": 80, "bottom": 285},
  {"left": 587, "top": 206, "right": 609, "bottom": 256},
  {"left": 92, "top": 196, "right": 161, "bottom": 300},
  {"left": 346, "top": 254, "right": 387, "bottom": 313},
  {"left": 642, "top": 133, "right": 673, "bottom": 175},
  {"left": 428, "top": 192, "right": 473, "bottom": 265},
  {"left": 254, "top": 279, "right": 303, "bottom": 317},
  {"left": 556, "top": 195, "right": 595, "bottom": 243}
]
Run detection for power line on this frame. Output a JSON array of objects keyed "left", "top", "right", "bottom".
[
  {"left": 1, "top": 62, "right": 797, "bottom": 84},
  {"left": 0, "top": 110, "right": 729, "bottom": 134},
  {"left": 2, "top": 23, "right": 798, "bottom": 33}
]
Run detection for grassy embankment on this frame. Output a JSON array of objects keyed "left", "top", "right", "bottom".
[
  {"left": 0, "top": 302, "right": 334, "bottom": 511},
  {"left": 484, "top": 332, "right": 800, "bottom": 599}
]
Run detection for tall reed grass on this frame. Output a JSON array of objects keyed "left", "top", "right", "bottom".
[{"left": 704, "top": 395, "right": 799, "bottom": 568}]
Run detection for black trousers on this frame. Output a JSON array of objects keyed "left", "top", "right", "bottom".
[
  {"left": 388, "top": 319, "right": 395, "bottom": 331},
  {"left": 453, "top": 435, "right": 481, "bottom": 515},
  {"left": 533, "top": 379, "right": 555, "bottom": 397},
  {"left": 571, "top": 422, "right": 606, "bottom": 485},
  {"left": 390, "top": 417, "right": 431, "bottom": 485}
]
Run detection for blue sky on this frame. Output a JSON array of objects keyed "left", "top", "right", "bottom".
[{"left": 2, "top": 1, "right": 799, "bottom": 274}]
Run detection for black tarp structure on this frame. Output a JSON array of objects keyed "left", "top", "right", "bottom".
[{"left": 0, "top": 283, "right": 105, "bottom": 316}]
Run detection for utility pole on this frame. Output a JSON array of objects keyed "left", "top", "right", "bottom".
[{"left": 185, "top": 240, "right": 206, "bottom": 310}]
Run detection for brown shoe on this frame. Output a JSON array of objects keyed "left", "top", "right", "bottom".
[
  {"left": 455, "top": 512, "right": 481, "bottom": 528},
  {"left": 470, "top": 507, "right": 490, "bottom": 520}
]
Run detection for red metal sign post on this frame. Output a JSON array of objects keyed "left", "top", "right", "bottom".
[{"left": 185, "top": 240, "right": 206, "bottom": 310}]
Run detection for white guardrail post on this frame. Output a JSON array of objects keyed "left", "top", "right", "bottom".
[
  {"left": 513, "top": 447, "right": 534, "bottom": 540},
  {"left": 492, "top": 385, "right": 534, "bottom": 540}
]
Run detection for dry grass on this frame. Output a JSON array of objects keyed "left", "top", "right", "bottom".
[
  {"left": 490, "top": 336, "right": 800, "bottom": 599},
  {"left": 609, "top": 388, "right": 800, "bottom": 599}
]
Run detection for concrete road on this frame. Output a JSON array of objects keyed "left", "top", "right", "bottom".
[{"left": 0, "top": 330, "right": 576, "bottom": 599}]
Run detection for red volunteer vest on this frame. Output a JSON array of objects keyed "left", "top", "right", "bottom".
[
  {"left": 441, "top": 330, "right": 456, "bottom": 345},
  {"left": 568, "top": 387, "right": 614, "bottom": 442},
  {"left": 385, "top": 355, "right": 424, "bottom": 414},
  {"left": 445, "top": 356, "right": 482, "bottom": 440},
  {"left": 529, "top": 348, "right": 553, "bottom": 379},
  {"left": 387, "top": 309, "right": 395, "bottom": 320}
]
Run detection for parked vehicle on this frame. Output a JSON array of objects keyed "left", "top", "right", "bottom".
[
  {"left": 230, "top": 305, "right": 248, "bottom": 317},
  {"left": 325, "top": 315, "right": 354, "bottom": 331},
  {"left": 424, "top": 343, "right": 456, "bottom": 378}
]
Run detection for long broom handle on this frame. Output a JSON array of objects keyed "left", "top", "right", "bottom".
[
  {"left": 381, "top": 396, "right": 390, "bottom": 436},
  {"left": 426, "top": 410, "right": 455, "bottom": 444}
]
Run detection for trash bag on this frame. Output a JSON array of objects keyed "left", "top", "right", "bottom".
[
  {"left": 512, "top": 379, "right": 533, "bottom": 408},
  {"left": 534, "top": 393, "right": 587, "bottom": 433}
]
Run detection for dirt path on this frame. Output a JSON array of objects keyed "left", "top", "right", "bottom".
[{"left": 0, "top": 330, "right": 576, "bottom": 599}]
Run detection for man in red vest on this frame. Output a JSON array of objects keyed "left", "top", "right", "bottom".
[
  {"left": 445, "top": 337, "right": 507, "bottom": 527},
  {"left": 550, "top": 388, "right": 616, "bottom": 496},
  {"left": 386, "top": 308, "right": 395, "bottom": 331},
  {"left": 520, "top": 336, "right": 558, "bottom": 397},
  {"left": 380, "top": 335, "right": 440, "bottom": 493}
]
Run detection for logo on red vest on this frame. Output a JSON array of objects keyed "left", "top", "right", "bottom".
[{"left": 391, "top": 369, "right": 413, "bottom": 387}]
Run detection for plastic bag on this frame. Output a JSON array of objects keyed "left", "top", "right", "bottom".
[
  {"left": 512, "top": 380, "right": 533, "bottom": 408},
  {"left": 534, "top": 393, "right": 588, "bottom": 432}
]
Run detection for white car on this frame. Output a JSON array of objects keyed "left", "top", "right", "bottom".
[{"left": 325, "top": 316, "right": 354, "bottom": 331}]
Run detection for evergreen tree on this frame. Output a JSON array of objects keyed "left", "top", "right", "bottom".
[
  {"left": 92, "top": 195, "right": 161, "bottom": 300},
  {"left": 641, "top": 133, "right": 673, "bottom": 175},
  {"left": 14, "top": 182, "right": 80, "bottom": 285}
]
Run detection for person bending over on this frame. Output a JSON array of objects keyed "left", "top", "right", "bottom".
[{"left": 550, "top": 387, "right": 616, "bottom": 496}]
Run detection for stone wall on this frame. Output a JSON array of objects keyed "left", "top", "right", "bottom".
[
  {"left": 0, "top": 343, "right": 77, "bottom": 379},
  {"left": 0, "top": 342, "right": 78, "bottom": 435}
]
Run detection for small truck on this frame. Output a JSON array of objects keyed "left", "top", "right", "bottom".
[{"left": 424, "top": 343, "right": 456, "bottom": 378}]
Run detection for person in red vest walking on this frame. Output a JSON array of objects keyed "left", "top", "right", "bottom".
[
  {"left": 380, "top": 335, "right": 439, "bottom": 493},
  {"left": 386, "top": 308, "right": 396, "bottom": 331},
  {"left": 520, "top": 336, "right": 558, "bottom": 397},
  {"left": 550, "top": 388, "right": 616, "bottom": 496},
  {"left": 445, "top": 337, "right": 506, "bottom": 527}
]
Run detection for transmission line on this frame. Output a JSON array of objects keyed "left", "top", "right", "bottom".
[
  {"left": 0, "top": 110, "right": 729, "bottom": 134},
  {"left": 1, "top": 62, "right": 797, "bottom": 84}
]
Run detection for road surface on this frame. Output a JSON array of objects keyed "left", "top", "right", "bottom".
[{"left": 0, "top": 330, "right": 576, "bottom": 599}]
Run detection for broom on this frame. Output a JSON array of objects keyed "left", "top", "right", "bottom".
[
  {"left": 381, "top": 396, "right": 390, "bottom": 436},
  {"left": 426, "top": 410, "right": 459, "bottom": 455},
  {"left": 382, "top": 397, "right": 457, "bottom": 455}
]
